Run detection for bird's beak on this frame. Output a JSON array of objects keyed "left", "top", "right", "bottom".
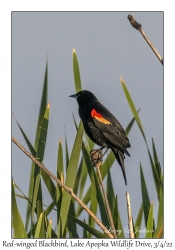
[{"left": 69, "top": 94, "right": 77, "bottom": 98}]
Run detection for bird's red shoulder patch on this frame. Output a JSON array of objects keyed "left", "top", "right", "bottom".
[{"left": 91, "top": 109, "right": 111, "bottom": 124}]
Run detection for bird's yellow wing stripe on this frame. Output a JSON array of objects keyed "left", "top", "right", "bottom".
[{"left": 91, "top": 109, "right": 111, "bottom": 124}]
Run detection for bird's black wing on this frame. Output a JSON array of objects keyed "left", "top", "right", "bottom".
[{"left": 90, "top": 102, "right": 131, "bottom": 155}]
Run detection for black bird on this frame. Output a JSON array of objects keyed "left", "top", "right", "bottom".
[{"left": 69, "top": 90, "right": 131, "bottom": 185}]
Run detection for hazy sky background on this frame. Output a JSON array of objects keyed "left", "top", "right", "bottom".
[{"left": 12, "top": 12, "right": 163, "bottom": 237}]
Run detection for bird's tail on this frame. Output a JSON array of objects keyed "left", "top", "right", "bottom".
[{"left": 111, "top": 148, "right": 127, "bottom": 185}]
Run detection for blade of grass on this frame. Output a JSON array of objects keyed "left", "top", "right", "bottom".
[
  {"left": 46, "top": 219, "right": 52, "bottom": 238},
  {"left": 56, "top": 140, "right": 64, "bottom": 203},
  {"left": 113, "top": 195, "right": 125, "bottom": 238},
  {"left": 83, "top": 219, "right": 88, "bottom": 238},
  {"left": 72, "top": 113, "right": 90, "bottom": 199},
  {"left": 12, "top": 114, "right": 36, "bottom": 157},
  {"left": 134, "top": 203, "right": 143, "bottom": 238},
  {"left": 73, "top": 48, "right": 82, "bottom": 92},
  {"left": 57, "top": 138, "right": 64, "bottom": 186},
  {"left": 32, "top": 103, "right": 50, "bottom": 224},
  {"left": 45, "top": 201, "right": 55, "bottom": 216},
  {"left": 125, "top": 108, "right": 140, "bottom": 135},
  {"left": 65, "top": 133, "right": 69, "bottom": 171},
  {"left": 152, "top": 139, "right": 162, "bottom": 197},
  {"left": 68, "top": 218, "right": 79, "bottom": 238},
  {"left": 73, "top": 157, "right": 83, "bottom": 196},
  {"left": 78, "top": 159, "right": 88, "bottom": 199},
  {"left": 88, "top": 192, "right": 98, "bottom": 231},
  {"left": 67, "top": 200, "right": 79, "bottom": 238},
  {"left": 72, "top": 113, "right": 78, "bottom": 130},
  {"left": 59, "top": 121, "right": 84, "bottom": 233},
  {"left": 14, "top": 183, "right": 32, "bottom": 207},
  {"left": 56, "top": 138, "right": 64, "bottom": 237},
  {"left": 152, "top": 139, "right": 161, "bottom": 177},
  {"left": 146, "top": 202, "right": 154, "bottom": 238},
  {"left": 12, "top": 180, "right": 28, "bottom": 238},
  {"left": 140, "top": 164, "right": 150, "bottom": 226},
  {"left": 147, "top": 148, "right": 161, "bottom": 199},
  {"left": 69, "top": 215, "right": 109, "bottom": 238},
  {"left": 120, "top": 76, "right": 147, "bottom": 143},
  {"left": 153, "top": 214, "right": 163, "bottom": 238},
  {"left": 106, "top": 164, "right": 116, "bottom": 217},
  {"left": 157, "top": 187, "right": 163, "bottom": 227},
  {"left": 25, "top": 61, "right": 48, "bottom": 231},
  {"left": 34, "top": 212, "right": 44, "bottom": 238},
  {"left": 41, "top": 171, "right": 56, "bottom": 200}
]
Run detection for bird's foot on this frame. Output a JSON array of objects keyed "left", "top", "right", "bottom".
[{"left": 90, "top": 148, "right": 103, "bottom": 168}]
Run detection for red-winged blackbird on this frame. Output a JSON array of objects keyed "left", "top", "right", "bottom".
[{"left": 69, "top": 90, "right": 131, "bottom": 185}]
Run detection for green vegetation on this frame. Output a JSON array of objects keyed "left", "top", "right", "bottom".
[{"left": 12, "top": 50, "right": 163, "bottom": 238}]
